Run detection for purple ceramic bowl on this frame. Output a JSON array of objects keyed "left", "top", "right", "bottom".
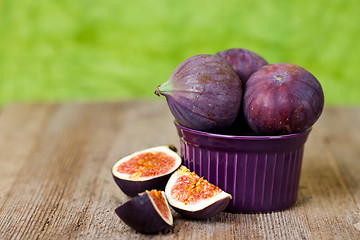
[{"left": 174, "top": 122, "right": 311, "bottom": 213}]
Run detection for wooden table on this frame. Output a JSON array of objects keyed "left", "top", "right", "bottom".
[{"left": 0, "top": 100, "right": 359, "bottom": 239}]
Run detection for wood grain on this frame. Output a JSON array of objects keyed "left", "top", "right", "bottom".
[{"left": 0, "top": 101, "right": 359, "bottom": 240}]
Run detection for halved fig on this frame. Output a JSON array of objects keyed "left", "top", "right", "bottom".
[
  {"left": 115, "top": 190, "right": 173, "bottom": 234},
  {"left": 112, "top": 145, "right": 182, "bottom": 197},
  {"left": 165, "top": 166, "right": 231, "bottom": 219}
]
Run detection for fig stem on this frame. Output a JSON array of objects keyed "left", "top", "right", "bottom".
[{"left": 154, "top": 85, "right": 161, "bottom": 96}]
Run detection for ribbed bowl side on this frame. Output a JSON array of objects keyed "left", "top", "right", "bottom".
[{"left": 180, "top": 140, "right": 305, "bottom": 213}]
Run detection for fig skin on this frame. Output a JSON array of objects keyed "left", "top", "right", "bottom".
[
  {"left": 170, "top": 197, "right": 230, "bottom": 220},
  {"left": 243, "top": 63, "right": 324, "bottom": 135},
  {"left": 115, "top": 191, "right": 173, "bottom": 234},
  {"left": 112, "top": 174, "right": 172, "bottom": 197},
  {"left": 112, "top": 146, "right": 182, "bottom": 197},
  {"left": 216, "top": 48, "right": 268, "bottom": 87},
  {"left": 155, "top": 54, "right": 242, "bottom": 133}
]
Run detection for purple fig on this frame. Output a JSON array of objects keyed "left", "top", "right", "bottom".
[
  {"left": 155, "top": 54, "right": 242, "bottom": 133},
  {"left": 216, "top": 48, "right": 268, "bottom": 134},
  {"left": 216, "top": 48, "right": 268, "bottom": 87},
  {"left": 243, "top": 63, "right": 324, "bottom": 135},
  {"left": 165, "top": 166, "right": 231, "bottom": 219},
  {"left": 115, "top": 190, "right": 173, "bottom": 233}
]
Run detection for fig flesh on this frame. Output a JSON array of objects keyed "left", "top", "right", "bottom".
[
  {"left": 165, "top": 166, "right": 231, "bottom": 219},
  {"left": 243, "top": 63, "right": 324, "bottom": 135},
  {"left": 112, "top": 146, "right": 182, "bottom": 197},
  {"left": 155, "top": 54, "right": 242, "bottom": 133},
  {"left": 115, "top": 190, "right": 173, "bottom": 233},
  {"left": 216, "top": 48, "right": 268, "bottom": 87}
]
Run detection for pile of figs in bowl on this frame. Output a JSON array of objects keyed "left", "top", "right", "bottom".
[{"left": 111, "top": 48, "right": 324, "bottom": 234}]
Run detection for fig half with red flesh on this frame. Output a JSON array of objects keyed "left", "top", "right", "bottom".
[
  {"left": 112, "top": 146, "right": 182, "bottom": 197},
  {"left": 115, "top": 190, "right": 173, "bottom": 234},
  {"left": 165, "top": 166, "right": 231, "bottom": 219}
]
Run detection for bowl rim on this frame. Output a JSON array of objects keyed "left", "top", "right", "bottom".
[{"left": 174, "top": 121, "right": 312, "bottom": 140}]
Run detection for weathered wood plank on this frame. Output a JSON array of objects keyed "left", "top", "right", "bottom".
[
  {"left": 294, "top": 113, "right": 360, "bottom": 240},
  {"left": 0, "top": 101, "right": 359, "bottom": 239},
  {"left": 315, "top": 108, "right": 360, "bottom": 209},
  {"left": 0, "top": 104, "right": 58, "bottom": 205}
]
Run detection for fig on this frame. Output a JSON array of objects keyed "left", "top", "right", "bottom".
[
  {"left": 115, "top": 190, "right": 173, "bottom": 233},
  {"left": 216, "top": 48, "right": 268, "bottom": 87},
  {"left": 155, "top": 54, "right": 242, "bottom": 133},
  {"left": 243, "top": 63, "right": 324, "bottom": 135},
  {"left": 216, "top": 48, "right": 268, "bottom": 134},
  {"left": 112, "top": 145, "right": 182, "bottom": 197},
  {"left": 165, "top": 166, "right": 231, "bottom": 219}
]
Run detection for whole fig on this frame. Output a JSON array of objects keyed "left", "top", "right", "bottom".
[
  {"left": 216, "top": 48, "right": 268, "bottom": 135},
  {"left": 216, "top": 48, "right": 268, "bottom": 87},
  {"left": 155, "top": 54, "right": 242, "bottom": 132},
  {"left": 243, "top": 63, "right": 324, "bottom": 135}
]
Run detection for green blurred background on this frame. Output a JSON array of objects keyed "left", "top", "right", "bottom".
[{"left": 0, "top": 0, "right": 359, "bottom": 107}]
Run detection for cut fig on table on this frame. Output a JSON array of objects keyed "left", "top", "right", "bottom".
[
  {"left": 165, "top": 166, "right": 232, "bottom": 219},
  {"left": 112, "top": 145, "right": 182, "bottom": 197},
  {"left": 115, "top": 190, "right": 173, "bottom": 234}
]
